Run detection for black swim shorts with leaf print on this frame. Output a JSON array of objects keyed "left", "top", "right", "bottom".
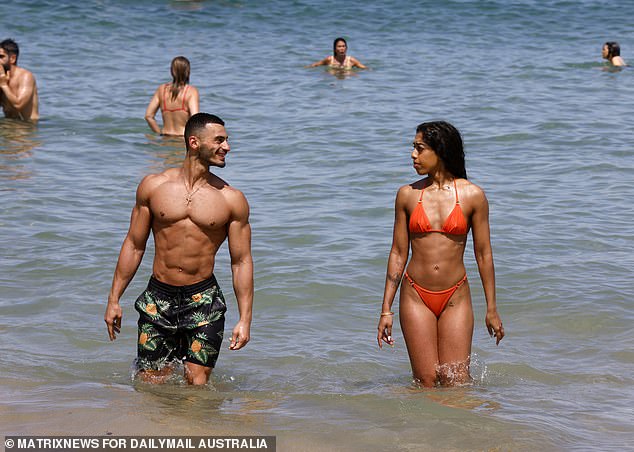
[{"left": 134, "top": 275, "right": 226, "bottom": 371}]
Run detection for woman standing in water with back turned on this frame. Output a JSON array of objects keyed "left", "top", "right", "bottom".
[
  {"left": 377, "top": 121, "right": 504, "bottom": 387},
  {"left": 307, "top": 37, "right": 367, "bottom": 69},
  {"left": 145, "top": 56, "right": 200, "bottom": 136}
]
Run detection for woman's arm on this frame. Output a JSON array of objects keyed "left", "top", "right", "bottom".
[
  {"left": 470, "top": 185, "right": 504, "bottom": 345},
  {"left": 187, "top": 85, "right": 200, "bottom": 116},
  {"left": 306, "top": 56, "right": 331, "bottom": 68},
  {"left": 144, "top": 86, "right": 162, "bottom": 134},
  {"left": 378, "top": 186, "right": 410, "bottom": 348},
  {"left": 350, "top": 56, "right": 367, "bottom": 69}
]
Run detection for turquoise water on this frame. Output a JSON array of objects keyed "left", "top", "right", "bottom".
[{"left": 1, "top": 1, "right": 633, "bottom": 450}]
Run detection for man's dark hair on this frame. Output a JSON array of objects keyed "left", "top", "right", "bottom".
[
  {"left": 184, "top": 113, "right": 225, "bottom": 148},
  {"left": 0, "top": 39, "right": 19, "bottom": 63}
]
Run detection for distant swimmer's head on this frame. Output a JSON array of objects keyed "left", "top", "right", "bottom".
[
  {"left": 185, "top": 113, "right": 229, "bottom": 167},
  {"left": 170, "top": 56, "right": 191, "bottom": 86},
  {"left": 415, "top": 121, "right": 467, "bottom": 179},
  {"left": 333, "top": 37, "right": 348, "bottom": 57},
  {"left": 0, "top": 38, "right": 19, "bottom": 69},
  {"left": 602, "top": 42, "right": 620, "bottom": 60}
]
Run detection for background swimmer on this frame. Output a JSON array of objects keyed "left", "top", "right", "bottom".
[
  {"left": 602, "top": 41, "right": 626, "bottom": 66},
  {"left": 0, "top": 39, "right": 39, "bottom": 121},
  {"left": 145, "top": 56, "right": 200, "bottom": 136},
  {"left": 307, "top": 37, "right": 367, "bottom": 70}
]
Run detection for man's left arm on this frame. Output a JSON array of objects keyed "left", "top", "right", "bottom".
[
  {"left": 226, "top": 190, "right": 253, "bottom": 350},
  {"left": 0, "top": 69, "right": 36, "bottom": 110}
]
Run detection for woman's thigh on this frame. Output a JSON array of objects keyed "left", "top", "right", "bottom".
[
  {"left": 437, "top": 281, "right": 474, "bottom": 365},
  {"left": 399, "top": 283, "right": 440, "bottom": 385}
]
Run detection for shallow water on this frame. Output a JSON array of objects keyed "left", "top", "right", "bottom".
[{"left": 1, "top": 1, "right": 633, "bottom": 450}]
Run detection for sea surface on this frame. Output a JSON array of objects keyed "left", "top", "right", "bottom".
[{"left": 1, "top": 1, "right": 633, "bottom": 450}]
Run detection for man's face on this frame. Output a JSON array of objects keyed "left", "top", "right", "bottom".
[
  {"left": 195, "top": 124, "right": 230, "bottom": 168},
  {"left": 0, "top": 49, "right": 14, "bottom": 71}
]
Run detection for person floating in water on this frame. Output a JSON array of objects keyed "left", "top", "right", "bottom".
[
  {"left": 377, "top": 121, "right": 504, "bottom": 388},
  {"left": 105, "top": 113, "right": 253, "bottom": 385},
  {"left": 0, "top": 39, "right": 39, "bottom": 121},
  {"left": 307, "top": 37, "right": 367, "bottom": 70},
  {"left": 145, "top": 56, "right": 200, "bottom": 136},
  {"left": 602, "top": 41, "right": 626, "bottom": 67}
]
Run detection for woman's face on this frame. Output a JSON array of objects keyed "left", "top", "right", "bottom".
[
  {"left": 602, "top": 44, "right": 609, "bottom": 59},
  {"left": 335, "top": 41, "right": 347, "bottom": 56},
  {"left": 411, "top": 133, "right": 439, "bottom": 175}
]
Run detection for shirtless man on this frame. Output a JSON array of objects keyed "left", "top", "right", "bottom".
[
  {"left": 104, "top": 113, "right": 253, "bottom": 385},
  {"left": 0, "top": 39, "right": 39, "bottom": 121}
]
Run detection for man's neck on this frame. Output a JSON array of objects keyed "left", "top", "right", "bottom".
[{"left": 182, "top": 155, "right": 210, "bottom": 186}]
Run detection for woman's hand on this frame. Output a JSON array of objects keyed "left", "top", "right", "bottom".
[
  {"left": 377, "top": 313, "right": 395, "bottom": 348},
  {"left": 485, "top": 310, "right": 504, "bottom": 345}
]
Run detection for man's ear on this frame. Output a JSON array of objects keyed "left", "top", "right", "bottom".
[
  {"left": 188, "top": 135, "right": 199, "bottom": 152},
  {"left": 9, "top": 54, "right": 17, "bottom": 65}
]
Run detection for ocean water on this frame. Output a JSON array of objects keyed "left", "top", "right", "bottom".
[{"left": 1, "top": 0, "right": 633, "bottom": 450}]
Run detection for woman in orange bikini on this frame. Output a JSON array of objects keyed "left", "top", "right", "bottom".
[
  {"left": 145, "top": 56, "right": 199, "bottom": 136},
  {"left": 377, "top": 121, "right": 504, "bottom": 387},
  {"left": 307, "top": 37, "right": 367, "bottom": 70}
]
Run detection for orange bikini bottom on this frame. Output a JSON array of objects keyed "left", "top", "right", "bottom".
[{"left": 404, "top": 272, "right": 467, "bottom": 317}]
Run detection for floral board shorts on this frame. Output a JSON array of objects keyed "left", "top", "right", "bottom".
[{"left": 134, "top": 275, "right": 226, "bottom": 371}]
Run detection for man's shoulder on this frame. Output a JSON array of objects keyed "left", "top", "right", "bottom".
[
  {"left": 214, "top": 177, "right": 247, "bottom": 200},
  {"left": 208, "top": 176, "right": 249, "bottom": 216},
  {"left": 14, "top": 65, "right": 36, "bottom": 82},
  {"left": 138, "top": 168, "right": 178, "bottom": 193},
  {"left": 208, "top": 173, "right": 234, "bottom": 193}
]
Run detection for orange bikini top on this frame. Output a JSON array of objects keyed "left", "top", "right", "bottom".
[
  {"left": 162, "top": 84, "right": 190, "bottom": 113},
  {"left": 408, "top": 179, "right": 468, "bottom": 235}
]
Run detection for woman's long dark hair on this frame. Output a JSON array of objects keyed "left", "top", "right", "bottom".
[
  {"left": 416, "top": 121, "right": 467, "bottom": 179},
  {"left": 605, "top": 41, "right": 621, "bottom": 59}
]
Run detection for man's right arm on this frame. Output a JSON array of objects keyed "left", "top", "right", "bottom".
[
  {"left": 0, "top": 67, "right": 36, "bottom": 111},
  {"left": 105, "top": 176, "right": 155, "bottom": 340}
]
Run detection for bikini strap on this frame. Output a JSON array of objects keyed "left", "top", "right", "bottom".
[
  {"left": 453, "top": 179, "right": 460, "bottom": 205},
  {"left": 418, "top": 184, "right": 425, "bottom": 203}
]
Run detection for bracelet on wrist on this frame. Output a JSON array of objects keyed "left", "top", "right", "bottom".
[{"left": 380, "top": 311, "right": 394, "bottom": 316}]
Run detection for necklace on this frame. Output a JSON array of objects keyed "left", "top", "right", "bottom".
[{"left": 184, "top": 180, "right": 204, "bottom": 206}]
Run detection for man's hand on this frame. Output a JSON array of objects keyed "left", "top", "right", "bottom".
[
  {"left": 229, "top": 320, "right": 250, "bottom": 350},
  {"left": 0, "top": 66, "right": 9, "bottom": 88},
  {"left": 105, "top": 300, "right": 123, "bottom": 341}
]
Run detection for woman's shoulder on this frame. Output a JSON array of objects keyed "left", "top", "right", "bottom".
[
  {"left": 395, "top": 178, "right": 426, "bottom": 202},
  {"left": 457, "top": 179, "right": 488, "bottom": 205},
  {"left": 398, "top": 177, "right": 426, "bottom": 193}
]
